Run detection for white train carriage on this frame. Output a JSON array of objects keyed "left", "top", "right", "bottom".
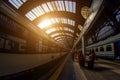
[{"left": 86, "top": 33, "right": 120, "bottom": 60}]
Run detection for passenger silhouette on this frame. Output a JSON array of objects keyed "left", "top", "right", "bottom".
[{"left": 88, "top": 49, "right": 96, "bottom": 69}]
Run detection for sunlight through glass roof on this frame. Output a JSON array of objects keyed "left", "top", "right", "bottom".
[
  {"left": 45, "top": 28, "right": 56, "bottom": 34},
  {"left": 56, "top": 39, "right": 63, "bottom": 42},
  {"left": 65, "top": 33, "right": 73, "bottom": 37},
  {"left": 51, "top": 33, "right": 59, "bottom": 37},
  {"left": 64, "top": 27, "right": 74, "bottom": 33},
  {"left": 51, "top": 32, "right": 73, "bottom": 38},
  {"left": 25, "top": 1, "right": 76, "bottom": 21},
  {"left": 55, "top": 36, "right": 62, "bottom": 40},
  {"left": 45, "top": 27, "right": 74, "bottom": 34},
  {"left": 38, "top": 19, "right": 52, "bottom": 29},
  {"left": 38, "top": 18, "right": 75, "bottom": 29},
  {"left": 8, "top": 0, "right": 27, "bottom": 9},
  {"left": 55, "top": 36, "right": 72, "bottom": 40}
]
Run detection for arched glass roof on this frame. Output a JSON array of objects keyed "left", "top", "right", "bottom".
[
  {"left": 37, "top": 18, "right": 75, "bottom": 29},
  {"left": 25, "top": 1, "right": 76, "bottom": 21},
  {"left": 7, "top": 0, "right": 93, "bottom": 48}
]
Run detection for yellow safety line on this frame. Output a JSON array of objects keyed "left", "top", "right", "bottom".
[{"left": 48, "top": 54, "right": 69, "bottom": 80}]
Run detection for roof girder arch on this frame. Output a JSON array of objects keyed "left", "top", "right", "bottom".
[
  {"left": 49, "top": 30, "right": 74, "bottom": 36},
  {"left": 55, "top": 36, "right": 73, "bottom": 41},
  {"left": 52, "top": 33, "right": 74, "bottom": 38}
]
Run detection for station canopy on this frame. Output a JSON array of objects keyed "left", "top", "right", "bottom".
[{"left": 8, "top": 0, "right": 92, "bottom": 49}]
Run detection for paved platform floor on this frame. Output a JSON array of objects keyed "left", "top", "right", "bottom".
[
  {"left": 82, "top": 59, "right": 120, "bottom": 80},
  {"left": 57, "top": 55, "right": 76, "bottom": 80},
  {"left": 57, "top": 55, "right": 120, "bottom": 80}
]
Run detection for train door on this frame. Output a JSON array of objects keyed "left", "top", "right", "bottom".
[{"left": 114, "top": 40, "right": 120, "bottom": 59}]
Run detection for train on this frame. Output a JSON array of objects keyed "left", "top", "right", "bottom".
[{"left": 86, "top": 33, "right": 120, "bottom": 60}]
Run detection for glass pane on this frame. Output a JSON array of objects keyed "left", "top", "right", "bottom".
[
  {"left": 42, "top": 3, "right": 50, "bottom": 13},
  {"left": 65, "top": 1, "right": 69, "bottom": 12},
  {"left": 69, "top": 1, "right": 72, "bottom": 12},
  {"left": 9, "top": 0, "right": 19, "bottom": 9},
  {"left": 47, "top": 2, "right": 54, "bottom": 11},
  {"left": 73, "top": 2, "right": 76, "bottom": 13},
  {"left": 9, "top": 0, "right": 27, "bottom": 9},
  {"left": 25, "top": 13, "right": 33, "bottom": 21},
  {"left": 32, "top": 8, "right": 40, "bottom": 17},
  {"left": 55, "top": 1, "right": 60, "bottom": 11},
  {"left": 61, "top": 1, "right": 65, "bottom": 11},
  {"left": 25, "top": 1, "right": 76, "bottom": 20}
]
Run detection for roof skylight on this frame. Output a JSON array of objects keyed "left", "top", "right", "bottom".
[
  {"left": 38, "top": 19, "right": 52, "bottom": 29},
  {"left": 55, "top": 36, "right": 62, "bottom": 40},
  {"left": 45, "top": 27, "right": 74, "bottom": 34},
  {"left": 38, "top": 18, "right": 75, "bottom": 29},
  {"left": 25, "top": 1, "right": 76, "bottom": 21},
  {"left": 64, "top": 27, "right": 74, "bottom": 33},
  {"left": 51, "top": 33, "right": 59, "bottom": 37},
  {"left": 8, "top": 0, "right": 27, "bottom": 9},
  {"left": 65, "top": 33, "right": 73, "bottom": 37},
  {"left": 45, "top": 28, "right": 56, "bottom": 34}
]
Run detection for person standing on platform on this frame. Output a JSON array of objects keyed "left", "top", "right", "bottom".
[
  {"left": 78, "top": 51, "right": 85, "bottom": 67},
  {"left": 88, "top": 49, "right": 96, "bottom": 69},
  {"left": 72, "top": 50, "right": 75, "bottom": 61}
]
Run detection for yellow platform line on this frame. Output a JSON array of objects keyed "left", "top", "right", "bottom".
[{"left": 48, "top": 54, "right": 69, "bottom": 80}]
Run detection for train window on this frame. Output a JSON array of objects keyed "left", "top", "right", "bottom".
[
  {"left": 100, "top": 46, "right": 104, "bottom": 51},
  {"left": 106, "top": 45, "right": 112, "bottom": 51},
  {"left": 95, "top": 48, "right": 98, "bottom": 52}
]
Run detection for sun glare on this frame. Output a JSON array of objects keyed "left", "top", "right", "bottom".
[
  {"left": 38, "top": 18, "right": 75, "bottom": 29},
  {"left": 38, "top": 19, "right": 52, "bottom": 29}
]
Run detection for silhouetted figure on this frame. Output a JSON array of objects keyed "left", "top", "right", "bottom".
[
  {"left": 88, "top": 49, "right": 96, "bottom": 69},
  {"left": 78, "top": 51, "right": 85, "bottom": 67},
  {"left": 72, "top": 50, "right": 75, "bottom": 61}
]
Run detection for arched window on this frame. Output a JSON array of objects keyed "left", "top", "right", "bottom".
[{"left": 81, "top": 6, "right": 89, "bottom": 19}]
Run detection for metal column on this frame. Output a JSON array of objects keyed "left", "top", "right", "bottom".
[{"left": 82, "top": 36, "right": 85, "bottom": 55}]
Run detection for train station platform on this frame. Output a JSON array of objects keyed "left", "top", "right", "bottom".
[{"left": 51, "top": 54, "right": 120, "bottom": 80}]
